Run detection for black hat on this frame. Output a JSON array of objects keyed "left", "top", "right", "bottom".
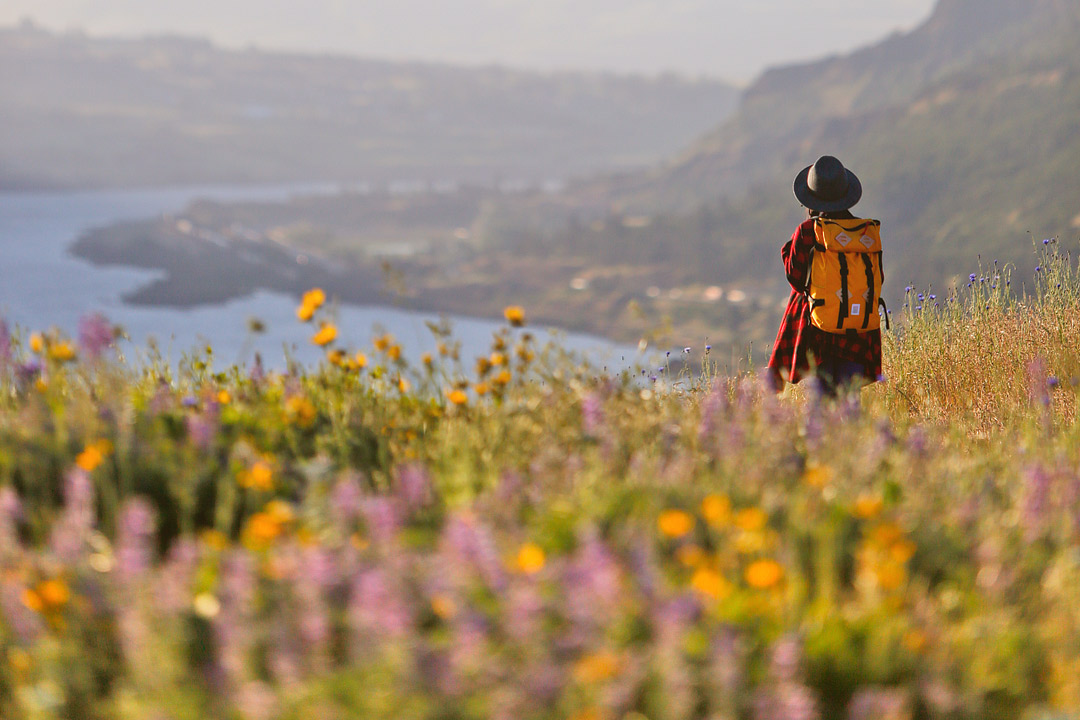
[{"left": 793, "top": 155, "right": 862, "bottom": 212}]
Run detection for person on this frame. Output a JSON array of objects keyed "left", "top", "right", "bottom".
[{"left": 767, "top": 155, "right": 882, "bottom": 394}]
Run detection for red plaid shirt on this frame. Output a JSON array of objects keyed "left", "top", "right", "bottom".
[{"left": 767, "top": 215, "right": 882, "bottom": 384}]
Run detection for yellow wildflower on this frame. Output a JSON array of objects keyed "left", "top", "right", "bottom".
[
  {"left": 490, "top": 352, "right": 506, "bottom": 366},
  {"left": 493, "top": 369, "right": 512, "bottom": 386},
  {"left": 21, "top": 588, "right": 44, "bottom": 613},
  {"left": 890, "top": 538, "right": 917, "bottom": 564},
  {"left": 29, "top": 333, "right": 44, "bottom": 354},
  {"left": 802, "top": 463, "right": 833, "bottom": 488},
  {"left": 875, "top": 561, "right": 906, "bottom": 590},
  {"left": 515, "top": 542, "right": 546, "bottom": 574},
  {"left": 48, "top": 342, "right": 76, "bottom": 362},
  {"left": 447, "top": 389, "right": 468, "bottom": 406},
  {"left": 295, "top": 302, "right": 315, "bottom": 322},
  {"left": 302, "top": 287, "right": 326, "bottom": 310},
  {"left": 871, "top": 522, "right": 904, "bottom": 547},
  {"left": 37, "top": 579, "right": 70, "bottom": 608},
  {"left": 265, "top": 500, "right": 295, "bottom": 525},
  {"left": 201, "top": 529, "right": 229, "bottom": 550},
  {"left": 430, "top": 594, "right": 457, "bottom": 619},
  {"left": 311, "top": 323, "right": 338, "bottom": 346},
  {"left": 854, "top": 495, "right": 883, "bottom": 519},
  {"left": 397, "top": 377, "right": 411, "bottom": 393},
  {"left": 243, "top": 512, "right": 283, "bottom": 549},
  {"left": 474, "top": 382, "right": 490, "bottom": 396},
  {"left": 503, "top": 305, "right": 526, "bottom": 327},
  {"left": 569, "top": 709, "right": 601, "bottom": 720},
  {"left": 745, "top": 559, "right": 784, "bottom": 589},
  {"left": 75, "top": 444, "right": 105, "bottom": 472},
  {"left": 353, "top": 352, "right": 369, "bottom": 369},
  {"left": 691, "top": 567, "right": 731, "bottom": 600},
  {"left": 421, "top": 352, "right": 433, "bottom": 367},
  {"left": 658, "top": 509, "right": 695, "bottom": 538},
  {"left": 701, "top": 494, "right": 731, "bottom": 527},
  {"left": 8, "top": 647, "right": 31, "bottom": 674},
  {"left": 285, "top": 395, "right": 316, "bottom": 427},
  {"left": 735, "top": 529, "right": 768, "bottom": 554},
  {"left": 676, "top": 544, "right": 706, "bottom": 568},
  {"left": 734, "top": 507, "right": 767, "bottom": 532},
  {"left": 240, "top": 460, "right": 274, "bottom": 491},
  {"left": 373, "top": 334, "right": 393, "bottom": 352},
  {"left": 327, "top": 348, "right": 346, "bottom": 366},
  {"left": 573, "top": 651, "right": 620, "bottom": 684},
  {"left": 193, "top": 593, "right": 221, "bottom": 619},
  {"left": 475, "top": 356, "right": 492, "bottom": 377},
  {"left": 217, "top": 389, "right": 231, "bottom": 404}
]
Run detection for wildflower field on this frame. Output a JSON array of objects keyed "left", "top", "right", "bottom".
[{"left": 2, "top": 246, "right": 1080, "bottom": 720}]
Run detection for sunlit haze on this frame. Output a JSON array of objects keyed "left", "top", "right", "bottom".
[{"left": 3, "top": 0, "right": 937, "bottom": 81}]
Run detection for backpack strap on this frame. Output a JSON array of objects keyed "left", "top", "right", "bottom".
[
  {"left": 861, "top": 254, "right": 875, "bottom": 330},
  {"left": 836, "top": 253, "right": 850, "bottom": 330},
  {"left": 879, "top": 298, "right": 890, "bottom": 331}
]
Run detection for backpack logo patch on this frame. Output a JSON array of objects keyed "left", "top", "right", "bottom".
[
  {"left": 859, "top": 234, "right": 873, "bottom": 249},
  {"left": 835, "top": 232, "right": 852, "bottom": 247}
]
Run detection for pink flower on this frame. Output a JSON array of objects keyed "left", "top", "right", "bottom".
[{"left": 78, "top": 312, "right": 114, "bottom": 360}]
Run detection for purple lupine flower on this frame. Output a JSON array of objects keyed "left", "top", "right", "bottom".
[
  {"left": 156, "top": 538, "right": 200, "bottom": 613},
  {"left": 216, "top": 550, "right": 257, "bottom": 679},
  {"left": 0, "top": 487, "right": 22, "bottom": 554},
  {"left": 442, "top": 513, "right": 506, "bottom": 592},
  {"left": 115, "top": 499, "right": 156, "bottom": 583},
  {"left": 754, "top": 683, "right": 819, "bottom": 720},
  {"left": 504, "top": 581, "right": 544, "bottom": 644},
  {"left": 770, "top": 634, "right": 803, "bottom": 683},
  {"left": 186, "top": 406, "right": 219, "bottom": 451},
  {"left": 847, "top": 688, "right": 910, "bottom": 720},
  {"left": 348, "top": 568, "right": 411, "bottom": 641},
  {"left": 1022, "top": 464, "right": 1052, "bottom": 542},
  {"left": 709, "top": 626, "right": 745, "bottom": 700},
  {"left": 697, "top": 383, "right": 727, "bottom": 445},
  {"left": 362, "top": 496, "right": 402, "bottom": 545},
  {"left": 15, "top": 359, "right": 42, "bottom": 385},
  {"left": 78, "top": 312, "right": 114, "bottom": 360},
  {"left": 581, "top": 392, "right": 604, "bottom": 437},
  {"left": 249, "top": 354, "right": 265, "bottom": 384},
  {"left": 50, "top": 468, "right": 95, "bottom": 564},
  {"left": 396, "top": 463, "right": 432, "bottom": 511},
  {"left": 0, "top": 580, "right": 43, "bottom": 642},
  {"left": 331, "top": 475, "right": 363, "bottom": 529}
]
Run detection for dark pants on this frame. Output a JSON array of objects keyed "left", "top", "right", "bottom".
[{"left": 819, "top": 360, "right": 866, "bottom": 396}]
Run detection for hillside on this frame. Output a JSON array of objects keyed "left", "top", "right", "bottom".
[
  {"left": 0, "top": 22, "right": 738, "bottom": 190},
  {"left": 521, "top": 0, "right": 1080, "bottom": 298}
]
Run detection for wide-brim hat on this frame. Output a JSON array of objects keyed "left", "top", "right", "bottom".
[{"left": 793, "top": 155, "right": 862, "bottom": 212}]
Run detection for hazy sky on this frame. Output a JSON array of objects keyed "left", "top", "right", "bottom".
[{"left": 2, "top": 0, "right": 938, "bottom": 82}]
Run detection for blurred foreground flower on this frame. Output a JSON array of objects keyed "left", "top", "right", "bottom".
[
  {"left": 503, "top": 305, "right": 526, "bottom": 327},
  {"left": 658, "top": 509, "right": 695, "bottom": 538}
]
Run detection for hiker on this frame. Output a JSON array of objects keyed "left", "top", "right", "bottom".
[{"left": 767, "top": 156, "right": 884, "bottom": 395}]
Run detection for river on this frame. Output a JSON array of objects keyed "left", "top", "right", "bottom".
[{"left": 0, "top": 185, "right": 640, "bottom": 371}]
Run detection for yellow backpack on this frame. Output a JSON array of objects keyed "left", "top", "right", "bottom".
[{"left": 807, "top": 218, "right": 884, "bottom": 333}]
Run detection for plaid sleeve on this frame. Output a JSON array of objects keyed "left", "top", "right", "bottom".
[{"left": 782, "top": 219, "right": 816, "bottom": 292}]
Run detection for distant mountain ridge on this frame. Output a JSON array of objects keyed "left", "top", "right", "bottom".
[
  {"left": 0, "top": 23, "right": 738, "bottom": 190},
  {"left": 606, "top": 0, "right": 1080, "bottom": 209},
  {"left": 554, "top": 0, "right": 1080, "bottom": 293}
]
